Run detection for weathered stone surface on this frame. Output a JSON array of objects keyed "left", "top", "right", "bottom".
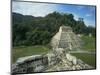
[
  {"left": 46, "top": 52, "right": 57, "bottom": 66},
  {"left": 16, "top": 55, "right": 42, "bottom": 64},
  {"left": 51, "top": 26, "right": 81, "bottom": 50},
  {"left": 12, "top": 55, "right": 48, "bottom": 73},
  {"left": 66, "top": 53, "right": 77, "bottom": 65},
  {"left": 34, "top": 65, "right": 45, "bottom": 72}
]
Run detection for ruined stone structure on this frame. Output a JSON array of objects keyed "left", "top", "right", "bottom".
[
  {"left": 12, "top": 55, "right": 48, "bottom": 73},
  {"left": 12, "top": 26, "right": 94, "bottom": 74},
  {"left": 12, "top": 49, "right": 93, "bottom": 74},
  {"left": 51, "top": 26, "right": 81, "bottom": 50}
]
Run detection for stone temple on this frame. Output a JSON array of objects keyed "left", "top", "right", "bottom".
[
  {"left": 12, "top": 26, "right": 94, "bottom": 74},
  {"left": 51, "top": 26, "right": 81, "bottom": 50}
]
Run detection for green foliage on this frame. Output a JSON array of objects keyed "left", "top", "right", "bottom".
[
  {"left": 12, "top": 12, "right": 96, "bottom": 46},
  {"left": 25, "top": 30, "right": 51, "bottom": 45}
]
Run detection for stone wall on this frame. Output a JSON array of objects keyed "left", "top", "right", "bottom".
[{"left": 12, "top": 55, "right": 48, "bottom": 73}]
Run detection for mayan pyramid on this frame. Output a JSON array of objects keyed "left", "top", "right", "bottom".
[{"left": 51, "top": 26, "right": 81, "bottom": 50}]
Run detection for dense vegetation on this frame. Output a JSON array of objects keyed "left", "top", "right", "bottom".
[{"left": 12, "top": 12, "right": 96, "bottom": 46}]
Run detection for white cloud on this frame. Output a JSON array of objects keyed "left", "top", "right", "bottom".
[
  {"left": 84, "top": 19, "right": 95, "bottom": 27},
  {"left": 12, "top": 1, "right": 58, "bottom": 17},
  {"left": 86, "top": 14, "right": 92, "bottom": 17},
  {"left": 73, "top": 14, "right": 80, "bottom": 21}
]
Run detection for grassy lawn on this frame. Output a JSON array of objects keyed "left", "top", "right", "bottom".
[
  {"left": 71, "top": 35, "right": 96, "bottom": 67},
  {"left": 71, "top": 53, "right": 96, "bottom": 67},
  {"left": 81, "top": 35, "right": 96, "bottom": 52},
  {"left": 12, "top": 45, "right": 50, "bottom": 63}
]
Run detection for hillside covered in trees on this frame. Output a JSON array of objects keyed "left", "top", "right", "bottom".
[{"left": 12, "top": 12, "right": 96, "bottom": 46}]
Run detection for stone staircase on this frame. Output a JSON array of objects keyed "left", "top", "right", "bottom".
[{"left": 51, "top": 26, "right": 81, "bottom": 50}]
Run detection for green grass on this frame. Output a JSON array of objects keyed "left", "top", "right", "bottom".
[
  {"left": 12, "top": 45, "right": 50, "bottom": 63},
  {"left": 81, "top": 35, "right": 96, "bottom": 52},
  {"left": 71, "top": 35, "right": 96, "bottom": 67},
  {"left": 71, "top": 53, "right": 96, "bottom": 67}
]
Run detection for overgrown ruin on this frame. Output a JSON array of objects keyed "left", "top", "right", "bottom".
[
  {"left": 51, "top": 26, "right": 81, "bottom": 50},
  {"left": 12, "top": 26, "right": 94, "bottom": 74}
]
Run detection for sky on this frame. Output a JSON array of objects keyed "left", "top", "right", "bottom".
[{"left": 12, "top": 1, "right": 96, "bottom": 27}]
